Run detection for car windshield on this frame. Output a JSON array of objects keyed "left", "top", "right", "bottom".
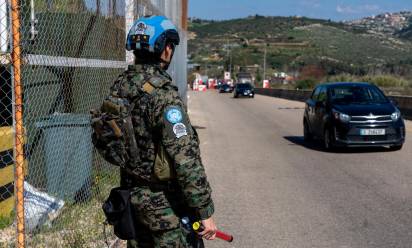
[
  {"left": 330, "top": 85, "right": 388, "bottom": 104},
  {"left": 237, "top": 83, "right": 252, "bottom": 89}
]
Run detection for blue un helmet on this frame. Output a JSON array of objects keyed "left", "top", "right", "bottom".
[{"left": 126, "top": 15, "right": 180, "bottom": 55}]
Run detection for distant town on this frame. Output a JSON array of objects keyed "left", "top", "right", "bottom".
[{"left": 347, "top": 11, "right": 412, "bottom": 35}]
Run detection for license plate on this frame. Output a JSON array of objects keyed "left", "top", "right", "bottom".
[{"left": 360, "top": 129, "right": 385, "bottom": 136}]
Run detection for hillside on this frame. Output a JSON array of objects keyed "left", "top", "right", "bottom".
[
  {"left": 397, "top": 19, "right": 412, "bottom": 40},
  {"left": 347, "top": 11, "right": 412, "bottom": 37},
  {"left": 188, "top": 15, "right": 412, "bottom": 81},
  {"left": 190, "top": 15, "right": 355, "bottom": 39},
  {"left": 398, "top": 25, "right": 412, "bottom": 39}
]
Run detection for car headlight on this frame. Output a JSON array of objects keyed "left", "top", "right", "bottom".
[
  {"left": 391, "top": 110, "right": 401, "bottom": 121},
  {"left": 333, "top": 110, "right": 351, "bottom": 123}
]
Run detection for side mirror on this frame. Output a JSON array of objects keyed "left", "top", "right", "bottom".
[
  {"left": 315, "top": 101, "right": 325, "bottom": 108},
  {"left": 389, "top": 97, "right": 399, "bottom": 107}
]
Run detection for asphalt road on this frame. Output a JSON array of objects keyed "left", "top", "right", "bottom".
[{"left": 187, "top": 90, "right": 412, "bottom": 248}]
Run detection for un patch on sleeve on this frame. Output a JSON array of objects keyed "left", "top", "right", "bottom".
[
  {"left": 173, "top": 123, "right": 188, "bottom": 138},
  {"left": 165, "top": 107, "right": 183, "bottom": 124}
]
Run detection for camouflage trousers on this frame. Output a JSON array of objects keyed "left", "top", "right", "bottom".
[
  {"left": 126, "top": 224, "right": 204, "bottom": 248},
  {"left": 127, "top": 186, "right": 204, "bottom": 248}
]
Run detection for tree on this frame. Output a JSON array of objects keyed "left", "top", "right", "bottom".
[
  {"left": 299, "top": 65, "right": 325, "bottom": 81},
  {"left": 256, "top": 67, "right": 262, "bottom": 83}
]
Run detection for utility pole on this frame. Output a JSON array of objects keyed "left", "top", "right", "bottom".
[
  {"left": 230, "top": 52, "right": 232, "bottom": 74},
  {"left": 182, "top": 0, "right": 188, "bottom": 31},
  {"left": 97, "top": 0, "right": 101, "bottom": 15},
  {"left": 226, "top": 38, "right": 231, "bottom": 73},
  {"left": 263, "top": 46, "right": 267, "bottom": 81}
]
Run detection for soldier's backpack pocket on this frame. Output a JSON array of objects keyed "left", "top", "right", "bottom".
[{"left": 153, "top": 145, "right": 175, "bottom": 181}]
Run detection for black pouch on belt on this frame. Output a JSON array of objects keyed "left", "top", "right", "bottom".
[{"left": 102, "top": 187, "right": 137, "bottom": 240}]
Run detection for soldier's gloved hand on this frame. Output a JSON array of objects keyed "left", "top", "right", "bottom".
[{"left": 199, "top": 217, "right": 217, "bottom": 240}]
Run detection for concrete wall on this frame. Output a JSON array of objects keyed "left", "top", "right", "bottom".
[{"left": 255, "top": 88, "right": 412, "bottom": 120}]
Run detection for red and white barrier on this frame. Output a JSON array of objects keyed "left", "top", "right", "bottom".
[
  {"left": 193, "top": 80, "right": 199, "bottom": 91},
  {"left": 198, "top": 85, "right": 207, "bottom": 92}
]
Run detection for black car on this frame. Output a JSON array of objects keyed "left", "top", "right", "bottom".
[
  {"left": 303, "top": 82, "right": 405, "bottom": 150},
  {"left": 219, "top": 84, "right": 233, "bottom": 93},
  {"left": 233, "top": 83, "right": 254, "bottom": 98}
]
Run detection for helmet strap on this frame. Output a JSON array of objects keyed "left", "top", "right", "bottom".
[
  {"left": 159, "top": 44, "right": 175, "bottom": 70},
  {"left": 160, "top": 58, "right": 171, "bottom": 70}
]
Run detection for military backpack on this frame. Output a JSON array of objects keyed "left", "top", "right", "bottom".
[{"left": 91, "top": 73, "right": 174, "bottom": 181}]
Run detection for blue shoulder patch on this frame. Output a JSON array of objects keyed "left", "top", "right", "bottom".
[{"left": 165, "top": 107, "right": 183, "bottom": 124}]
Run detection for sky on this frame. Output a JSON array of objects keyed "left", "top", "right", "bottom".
[{"left": 189, "top": 0, "right": 412, "bottom": 21}]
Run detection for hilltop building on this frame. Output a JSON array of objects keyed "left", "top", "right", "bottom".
[{"left": 348, "top": 11, "right": 412, "bottom": 35}]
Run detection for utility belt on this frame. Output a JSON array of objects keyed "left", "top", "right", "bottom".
[
  {"left": 121, "top": 168, "right": 178, "bottom": 192},
  {"left": 130, "top": 179, "right": 178, "bottom": 192},
  {"left": 103, "top": 169, "right": 179, "bottom": 242}
]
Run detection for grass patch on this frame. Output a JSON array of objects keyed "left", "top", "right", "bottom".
[
  {"left": 0, "top": 162, "right": 120, "bottom": 247},
  {"left": 26, "top": 165, "right": 120, "bottom": 247},
  {"left": 0, "top": 211, "right": 14, "bottom": 230}
]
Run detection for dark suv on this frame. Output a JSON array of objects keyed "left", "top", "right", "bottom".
[
  {"left": 233, "top": 83, "right": 254, "bottom": 98},
  {"left": 219, "top": 84, "right": 233, "bottom": 93},
  {"left": 303, "top": 82, "right": 405, "bottom": 150}
]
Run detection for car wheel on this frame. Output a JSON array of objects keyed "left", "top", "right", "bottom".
[
  {"left": 234, "top": 94, "right": 237, "bottom": 98},
  {"left": 389, "top": 144, "right": 403, "bottom": 151},
  {"left": 303, "top": 120, "right": 313, "bottom": 141},
  {"left": 323, "top": 128, "right": 335, "bottom": 151}
]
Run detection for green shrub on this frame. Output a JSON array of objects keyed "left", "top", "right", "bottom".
[
  {"left": 326, "top": 73, "right": 357, "bottom": 82},
  {"left": 296, "top": 78, "right": 317, "bottom": 89},
  {"left": 326, "top": 74, "right": 409, "bottom": 88},
  {"left": 362, "top": 75, "right": 408, "bottom": 87}
]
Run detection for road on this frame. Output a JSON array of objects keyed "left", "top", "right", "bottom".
[{"left": 187, "top": 90, "right": 412, "bottom": 248}]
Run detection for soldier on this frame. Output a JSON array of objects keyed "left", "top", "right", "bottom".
[{"left": 109, "top": 16, "right": 217, "bottom": 247}]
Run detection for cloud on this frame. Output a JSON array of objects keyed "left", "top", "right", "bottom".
[
  {"left": 300, "top": 0, "right": 321, "bottom": 8},
  {"left": 336, "top": 4, "right": 380, "bottom": 14}
]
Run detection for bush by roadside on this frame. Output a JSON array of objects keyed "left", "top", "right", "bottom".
[{"left": 281, "top": 73, "right": 412, "bottom": 95}]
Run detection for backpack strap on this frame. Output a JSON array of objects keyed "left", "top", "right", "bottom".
[
  {"left": 140, "top": 74, "right": 175, "bottom": 182},
  {"left": 142, "top": 82, "right": 155, "bottom": 94},
  {"left": 142, "top": 73, "right": 172, "bottom": 93}
]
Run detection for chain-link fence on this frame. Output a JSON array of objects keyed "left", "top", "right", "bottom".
[{"left": 0, "top": 0, "right": 188, "bottom": 247}]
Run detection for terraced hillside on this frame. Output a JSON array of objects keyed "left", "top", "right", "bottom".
[{"left": 189, "top": 16, "right": 412, "bottom": 78}]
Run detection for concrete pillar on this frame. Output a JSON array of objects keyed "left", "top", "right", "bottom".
[{"left": 125, "top": 0, "right": 135, "bottom": 64}]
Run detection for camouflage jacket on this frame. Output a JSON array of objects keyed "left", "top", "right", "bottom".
[{"left": 110, "top": 64, "right": 214, "bottom": 220}]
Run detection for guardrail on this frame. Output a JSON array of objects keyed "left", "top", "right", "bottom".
[
  {"left": 255, "top": 88, "right": 412, "bottom": 120},
  {"left": 0, "top": 126, "right": 27, "bottom": 219},
  {"left": 0, "top": 127, "right": 15, "bottom": 218}
]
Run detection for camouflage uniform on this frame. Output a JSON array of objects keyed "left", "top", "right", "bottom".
[{"left": 108, "top": 63, "right": 214, "bottom": 248}]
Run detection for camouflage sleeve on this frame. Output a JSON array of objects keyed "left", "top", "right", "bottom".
[{"left": 153, "top": 87, "right": 214, "bottom": 220}]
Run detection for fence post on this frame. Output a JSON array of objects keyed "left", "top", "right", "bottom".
[{"left": 10, "top": 0, "right": 25, "bottom": 247}]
